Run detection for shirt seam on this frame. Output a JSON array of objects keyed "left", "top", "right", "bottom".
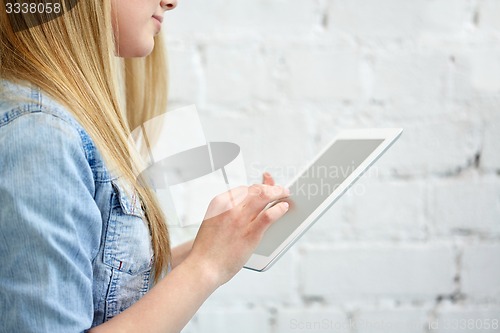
[{"left": 0, "top": 105, "right": 90, "bottom": 162}]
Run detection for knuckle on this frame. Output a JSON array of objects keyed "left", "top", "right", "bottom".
[
  {"left": 271, "top": 185, "right": 282, "bottom": 196},
  {"left": 249, "top": 184, "right": 263, "bottom": 197},
  {"left": 260, "top": 210, "right": 273, "bottom": 224},
  {"left": 259, "top": 188, "right": 268, "bottom": 200}
]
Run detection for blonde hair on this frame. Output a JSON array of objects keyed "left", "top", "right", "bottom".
[{"left": 0, "top": 1, "right": 171, "bottom": 282}]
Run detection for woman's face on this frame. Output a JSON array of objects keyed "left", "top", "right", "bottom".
[{"left": 111, "top": 0, "right": 178, "bottom": 57}]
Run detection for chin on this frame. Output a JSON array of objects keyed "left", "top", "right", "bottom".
[{"left": 116, "top": 41, "right": 155, "bottom": 58}]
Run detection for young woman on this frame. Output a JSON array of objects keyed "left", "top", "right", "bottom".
[{"left": 0, "top": 1, "right": 290, "bottom": 332}]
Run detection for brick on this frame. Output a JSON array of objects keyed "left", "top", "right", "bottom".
[
  {"left": 285, "top": 47, "right": 363, "bottom": 101},
  {"left": 293, "top": 104, "right": 360, "bottom": 161},
  {"left": 367, "top": 117, "right": 481, "bottom": 177},
  {"left": 418, "top": 0, "right": 470, "bottom": 38},
  {"left": 357, "top": 101, "right": 467, "bottom": 123},
  {"left": 354, "top": 307, "right": 428, "bottom": 333},
  {"left": 274, "top": 308, "right": 350, "bottom": 333},
  {"left": 477, "top": 0, "right": 500, "bottom": 31},
  {"left": 328, "top": 0, "right": 422, "bottom": 39},
  {"left": 166, "top": 0, "right": 318, "bottom": 36},
  {"left": 300, "top": 243, "right": 455, "bottom": 299},
  {"left": 370, "top": 50, "right": 449, "bottom": 103},
  {"left": 194, "top": 306, "right": 271, "bottom": 333},
  {"left": 429, "top": 303, "right": 500, "bottom": 333},
  {"left": 461, "top": 244, "right": 500, "bottom": 298},
  {"left": 327, "top": 0, "right": 468, "bottom": 39},
  {"left": 452, "top": 49, "right": 500, "bottom": 100},
  {"left": 167, "top": 43, "right": 202, "bottom": 103},
  {"left": 204, "top": 45, "right": 283, "bottom": 105},
  {"left": 206, "top": 254, "right": 296, "bottom": 303},
  {"left": 349, "top": 179, "right": 427, "bottom": 240},
  {"left": 481, "top": 114, "right": 500, "bottom": 171},
  {"left": 300, "top": 178, "right": 427, "bottom": 243},
  {"left": 429, "top": 177, "right": 500, "bottom": 235}
]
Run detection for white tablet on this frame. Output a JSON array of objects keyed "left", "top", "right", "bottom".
[{"left": 244, "top": 128, "right": 403, "bottom": 272}]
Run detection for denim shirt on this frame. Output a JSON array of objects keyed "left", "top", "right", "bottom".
[{"left": 0, "top": 79, "right": 157, "bottom": 332}]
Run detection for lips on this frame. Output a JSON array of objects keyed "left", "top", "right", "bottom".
[{"left": 152, "top": 15, "right": 163, "bottom": 23}]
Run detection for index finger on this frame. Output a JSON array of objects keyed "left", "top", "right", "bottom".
[
  {"left": 262, "top": 172, "right": 275, "bottom": 185},
  {"left": 238, "top": 184, "right": 290, "bottom": 221}
]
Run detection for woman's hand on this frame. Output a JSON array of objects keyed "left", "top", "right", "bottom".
[
  {"left": 90, "top": 172, "right": 287, "bottom": 333},
  {"left": 170, "top": 172, "right": 277, "bottom": 270},
  {"left": 170, "top": 172, "right": 278, "bottom": 270},
  {"left": 183, "top": 172, "right": 289, "bottom": 287},
  {"left": 262, "top": 171, "right": 275, "bottom": 186}
]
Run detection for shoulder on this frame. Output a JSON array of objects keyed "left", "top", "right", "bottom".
[
  {"left": 0, "top": 79, "right": 88, "bottom": 153},
  {"left": 0, "top": 78, "right": 112, "bottom": 180}
]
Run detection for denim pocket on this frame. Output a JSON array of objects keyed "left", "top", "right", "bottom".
[{"left": 103, "top": 179, "right": 153, "bottom": 275}]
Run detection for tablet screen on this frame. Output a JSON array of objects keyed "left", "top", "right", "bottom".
[{"left": 254, "top": 139, "right": 384, "bottom": 256}]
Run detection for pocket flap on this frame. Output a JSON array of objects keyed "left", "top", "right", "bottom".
[{"left": 104, "top": 178, "right": 153, "bottom": 275}]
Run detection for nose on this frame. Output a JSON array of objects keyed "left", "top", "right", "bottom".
[{"left": 161, "top": 0, "right": 177, "bottom": 10}]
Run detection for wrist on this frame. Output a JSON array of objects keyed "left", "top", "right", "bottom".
[
  {"left": 180, "top": 254, "right": 221, "bottom": 291},
  {"left": 171, "top": 240, "right": 194, "bottom": 270}
]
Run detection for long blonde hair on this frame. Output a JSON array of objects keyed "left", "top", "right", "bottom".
[{"left": 0, "top": 1, "right": 171, "bottom": 282}]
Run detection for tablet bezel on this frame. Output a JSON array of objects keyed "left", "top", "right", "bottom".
[{"left": 244, "top": 128, "right": 403, "bottom": 272}]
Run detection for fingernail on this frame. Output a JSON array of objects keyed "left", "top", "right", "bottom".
[
  {"left": 285, "top": 187, "right": 290, "bottom": 195},
  {"left": 283, "top": 202, "right": 289, "bottom": 209}
]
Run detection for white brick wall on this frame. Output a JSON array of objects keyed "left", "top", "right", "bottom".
[
  {"left": 482, "top": 113, "right": 500, "bottom": 170},
  {"left": 430, "top": 302, "right": 500, "bottom": 333},
  {"left": 166, "top": 0, "right": 318, "bottom": 37},
  {"left": 429, "top": 176, "right": 500, "bottom": 235},
  {"left": 354, "top": 307, "right": 429, "bottom": 333},
  {"left": 348, "top": 178, "right": 428, "bottom": 240},
  {"left": 163, "top": 0, "right": 500, "bottom": 332},
  {"left": 478, "top": 0, "right": 500, "bottom": 31},
  {"left": 326, "top": 0, "right": 469, "bottom": 39},
  {"left": 274, "top": 308, "right": 350, "bottom": 333},
  {"left": 203, "top": 253, "right": 298, "bottom": 304},
  {"left": 204, "top": 44, "right": 282, "bottom": 105},
  {"left": 299, "top": 243, "right": 455, "bottom": 300},
  {"left": 461, "top": 243, "right": 500, "bottom": 298},
  {"left": 194, "top": 305, "right": 272, "bottom": 333},
  {"left": 286, "top": 47, "right": 364, "bottom": 101}
]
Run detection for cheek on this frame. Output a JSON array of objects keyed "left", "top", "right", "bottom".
[
  {"left": 118, "top": 22, "right": 155, "bottom": 57},
  {"left": 112, "top": 3, "right": 155, "bottom": 57}
]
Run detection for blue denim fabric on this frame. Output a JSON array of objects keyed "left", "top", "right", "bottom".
[{"left": 0, "top": 79, "right": 156, "bottom": 332}]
